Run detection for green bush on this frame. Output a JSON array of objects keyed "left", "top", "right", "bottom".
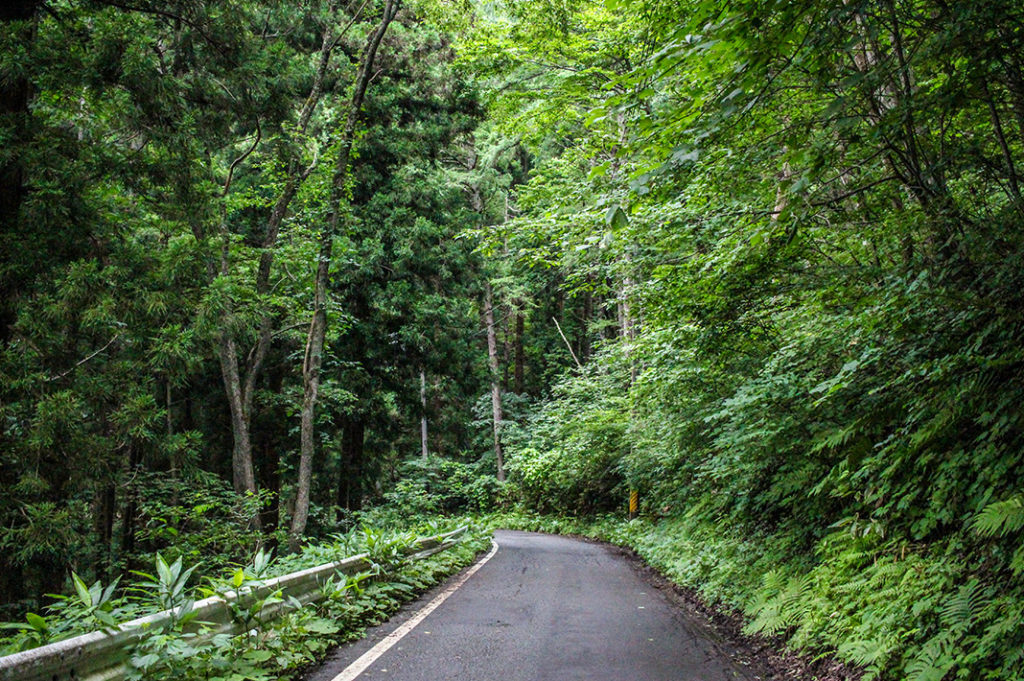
[
  {"left": 504, "top": 352, "right": 630, "bottom": 514},
  {"left": 380, "top": 457, "right": 502, "bottom": 517}
]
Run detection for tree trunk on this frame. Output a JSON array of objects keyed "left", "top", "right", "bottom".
[
  {"left": 291, "top": 0, "right": 398, "bottom": 547},
  {"left": 618, "top": 270, "right": 637, "bottom": 386},
  {"left": 218, "top": 335, "right": 258, "bottom": 496},
  {"left": 513, "top": 308, "right": 524, "bottom": 393},
  {"left": 485, "top": 281, "right": 505, "bottom": 481},
  {"left": 215, "top": 12, "right": 344, "bottom": 508},
  {"left": 420, "top": 368, "right": 429, "bottom": 458}
]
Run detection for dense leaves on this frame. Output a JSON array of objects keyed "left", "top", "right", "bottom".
[
  {"left": 0, "top": 0, "right": 505, "bottom": 612},
  {"left": 457, "top": 0, "right": 1024, "bottom": 678},
  {"left": 4, "top": 0, "right": 1024, "bottom": 678}
]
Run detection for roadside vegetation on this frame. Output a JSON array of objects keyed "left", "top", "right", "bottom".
[
  {"left": 0, "top": 519, "right": 490, "bottom": 680},
  {"left": 3, "top": 0, "right": 1024, "bottom": 680}
]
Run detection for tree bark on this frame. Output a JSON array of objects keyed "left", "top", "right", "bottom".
[
  {"left": 513, "top": 308, "right": 524, "bottom": 393},
  {"left": 291, "top": 0, "right": 398, "bottom": 547},
  {"left": 218, "top": 335, "right": 258, "bottom": 495},
  {"left": 420, "top": 368, "right": 429, "bottom": 458},
  {"left": 484, "top": 281, "right": 505, "bottom": 481}
]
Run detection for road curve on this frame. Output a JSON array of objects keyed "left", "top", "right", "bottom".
[{"left": 305, "top": 530, "right": 757, "bottom": 681}]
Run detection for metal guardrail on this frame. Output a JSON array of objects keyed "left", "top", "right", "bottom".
[{"left": 0, "top": 526, "right": 467, "bottom": 681}]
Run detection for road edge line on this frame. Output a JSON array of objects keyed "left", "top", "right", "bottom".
[{"left": 328, "top": 536, "right": 501, "bottom": 681}]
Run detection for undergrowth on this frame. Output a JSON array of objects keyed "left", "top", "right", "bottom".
[{"left": 0, "top": 519, "right": 490, "bottom": 681}]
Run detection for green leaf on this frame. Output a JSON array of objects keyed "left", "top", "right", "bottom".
[
  {"left": 604, "top": 205, "right": 628, "bottom": 229},
  {"left": 972, "top": 495, "right": 1024, "bottom": 537},
  {"left": 72, "top": 573, "right": 92, "bottom": 608},
  {"left": 25, "top": 613, "right": 48, "bottom": 633},
  {"left": 156, "top": 554, "right": 172, "bottom": 587},
  {"left": 243, "top": 649, "right": 274, "bottom": 662}
]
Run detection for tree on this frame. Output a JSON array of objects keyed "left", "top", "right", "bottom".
[{"left": 291, "top": 0, "right": 401, "bottom": 545}]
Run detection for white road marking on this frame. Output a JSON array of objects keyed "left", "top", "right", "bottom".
[{"left": 329, "top": 538, "right": 500, "bottom": 681}]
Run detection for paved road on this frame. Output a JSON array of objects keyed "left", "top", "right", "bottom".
[{"left": 306, "top": 530, "right": 757, "bottom": 681}]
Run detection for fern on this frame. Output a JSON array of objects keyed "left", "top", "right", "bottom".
[
  {"left": 904, "top": 631, "right": 956, "bottom": 681},
  {"left": 837, "top": 637, "right": 889, "bottom": 681},
  {"left": 939, "top": 580, "right": 989, "bottom": 635},
  {"left": 972, "top": 495, "right": 1024, "bottom": 537},
  {"left": 743, "top": 570, "right": 813, "bottom": 636},
  {"left": 1011, "top": 546, "right": 1024, "bottom": 576}
]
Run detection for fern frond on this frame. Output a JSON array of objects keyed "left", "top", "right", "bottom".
[
  {"left": 1011, "top": 546, "right": 1024, "bottom": 576},
  {"left": 904, "top": 631, "right": 956, "bottom": 681},
  {"left": 743, "top": 571, "right": 814, "bottom": 636},
  {"left": 972, "top": 495, "right": 1024, "bottom": 537},
  {"left": 838, "top": 637, "right": 889, "bottom": 666},
  {"left": 939, "top": 579, "right": 990, "bottom": 635}
]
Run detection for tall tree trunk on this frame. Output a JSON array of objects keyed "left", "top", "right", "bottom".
[
  {"left": 484, "top": 281, "right": 505, "bottom": 481},
  {"left": 218, "top": 336, "right": 258, "bottom": 495},
  {"left": 420, "top": 368, "right": 429, "bottom": 458},
  {"left": 513, "top": 308, "right": 524, "bottom": 393},
  {"left": 214, "top": 11, "right": 350, "bottom": 508},
  {"left": 291, "top": 0, "right": 398, "bottom": 547}
]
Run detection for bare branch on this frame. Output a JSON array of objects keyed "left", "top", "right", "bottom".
[{"left": 48, "top": 335, "right": 121, "bottom": 382}]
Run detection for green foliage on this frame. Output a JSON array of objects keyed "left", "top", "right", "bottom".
[
  {"left": 133, "top": 471, "right": 272, "bottom": 567},
  {"left": 0, "top": 520, "right": 489, "bottom": 680},
  {"left": 0, "top": 572, "right": 133, "bottom": 653},
  {"left": 450, "top": 0, "right": 1024, "bottom": 677},
  {"left": 488, "top": 512, "right": 1024, "bottom": 681},
  {"left": 973, "top": 495, "right": 1024, "bottom": 538},
  {"left": 131, "top": 554, "right": 199, "bottom": 614},
  {"left": 505, "top": 349, "right": 630, "bottom": 514},
  {"left": 381, "top": 457, "right": 502, "bottom": 518},
  {"left": 5, "top": 0, "right": 1024, "bottom": 678}
]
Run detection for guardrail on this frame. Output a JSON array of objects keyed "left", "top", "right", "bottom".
[{"left": 0, "top": 526, "right": 467, "bottom": 681}]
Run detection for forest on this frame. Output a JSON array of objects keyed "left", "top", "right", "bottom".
[{"left": 2, "top": 0, "right": 1024, "bottom": 679}]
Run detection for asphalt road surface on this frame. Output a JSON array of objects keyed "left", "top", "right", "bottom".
[{"left": 305, "top": 530, "right": 758, "bottom": 681}]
